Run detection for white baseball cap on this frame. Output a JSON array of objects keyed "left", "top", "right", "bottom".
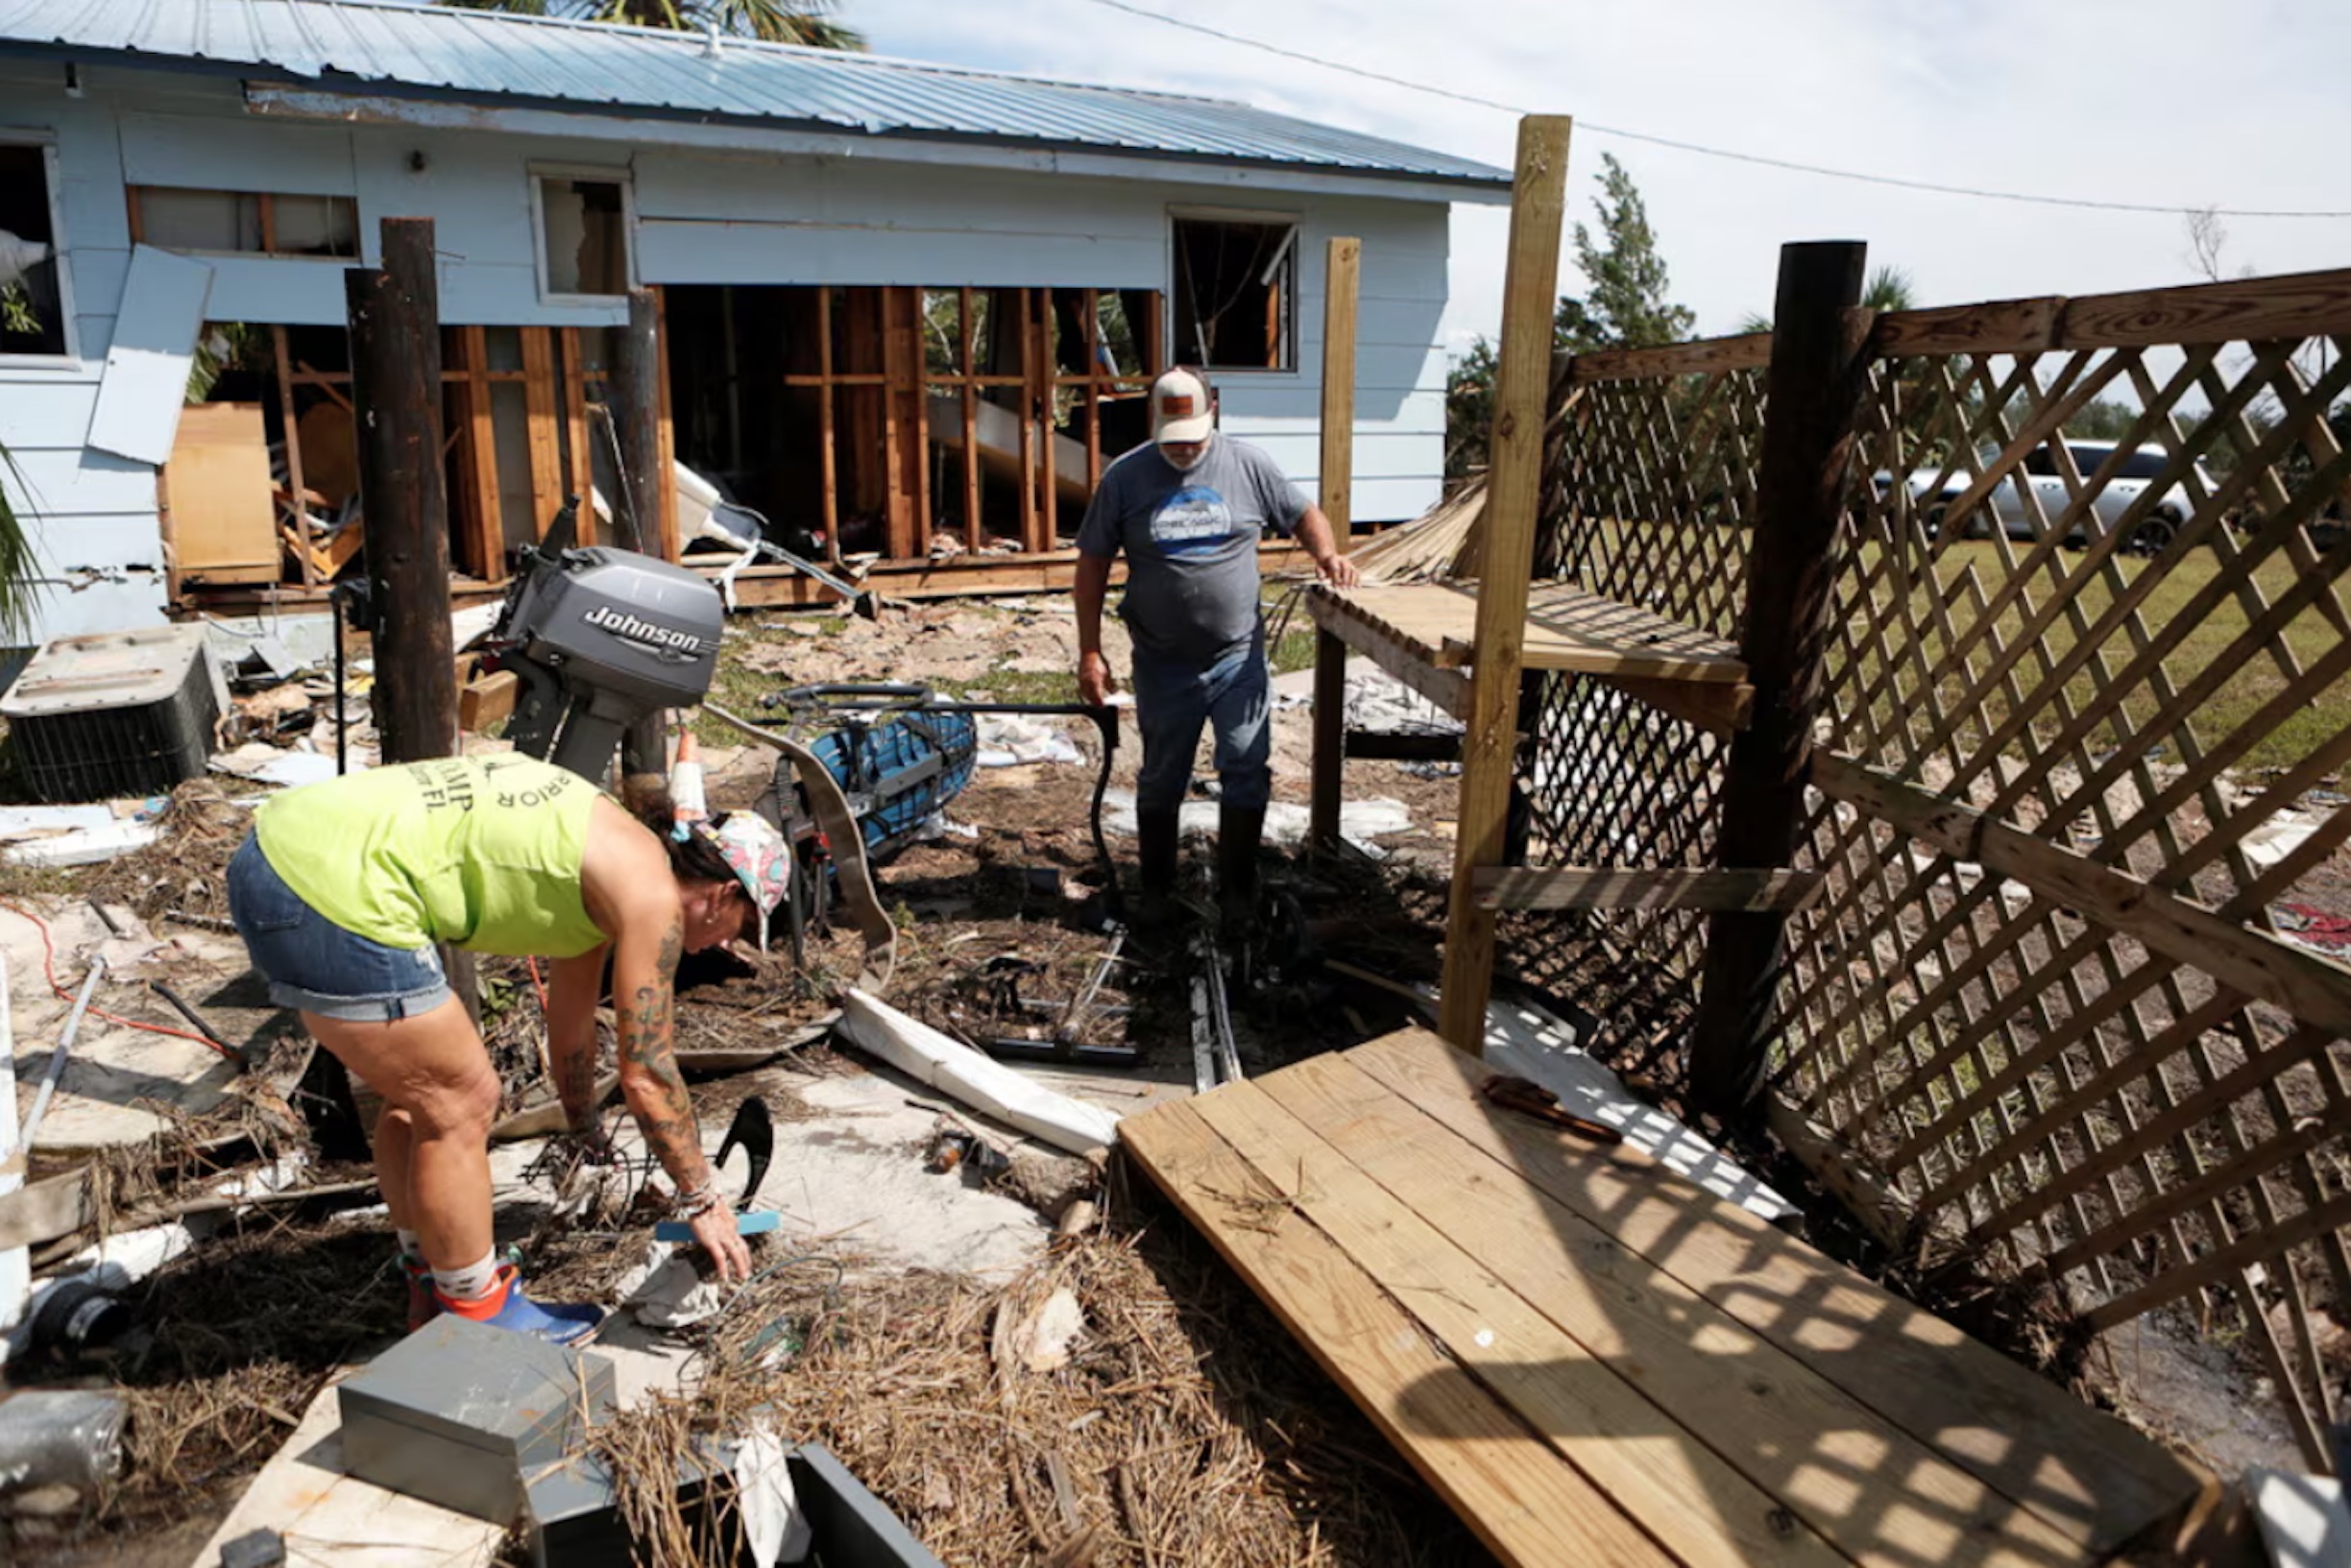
[{"left": 1151, "top": 369, "right": 1216, "bottom": 445}]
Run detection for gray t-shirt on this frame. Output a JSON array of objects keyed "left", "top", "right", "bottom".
[{"left": 1074, "top": 436, "right": 1309, "bottom": 663}]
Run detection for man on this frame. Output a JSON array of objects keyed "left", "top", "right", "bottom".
[{"left": 1075, "top": 367, "right": 1359, "bottom": 929}]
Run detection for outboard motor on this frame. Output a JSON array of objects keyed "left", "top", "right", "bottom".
[{"left": 483, "top": 498, "right": 725, "bottom": 783}]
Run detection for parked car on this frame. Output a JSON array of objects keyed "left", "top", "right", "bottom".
[{"left": 1877, "top": 440, "right": 2218, "bottom": 555}]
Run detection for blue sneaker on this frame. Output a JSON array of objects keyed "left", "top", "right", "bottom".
[{"left": 434, "top": 1264, "right": 603, "bottom": 1345}]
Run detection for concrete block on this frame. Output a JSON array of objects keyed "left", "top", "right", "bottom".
[{"left": 337, "top": 1315, "right": 615, "bottom": 1524}]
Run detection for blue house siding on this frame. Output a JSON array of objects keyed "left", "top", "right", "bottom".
[{"left": 0, "top": 55, "right": 1474, "bottom": 643}]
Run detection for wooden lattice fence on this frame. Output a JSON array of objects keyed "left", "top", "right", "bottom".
[{"left": 1515, "top": 268, "right": 2351, "bottom": 1466}]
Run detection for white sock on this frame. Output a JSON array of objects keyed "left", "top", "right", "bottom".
[
  {"left": 432, "top": 1248, "right": 502, "bottom": 1303},
  {"left": 395, "top": 1227, "right": 422, "bottom": 1260}
]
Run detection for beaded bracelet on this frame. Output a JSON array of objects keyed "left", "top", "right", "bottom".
[{"left": 673, "top": 1178, "right": 723, "bottom": 1220}]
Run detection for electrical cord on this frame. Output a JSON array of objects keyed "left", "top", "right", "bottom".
[{"left": 0, "top": 899, "right": 240, "bottom": 1061}]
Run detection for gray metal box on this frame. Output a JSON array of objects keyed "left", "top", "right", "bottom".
[{"left": 338, "top": 1315, "right": 615, "bottom": 1524}]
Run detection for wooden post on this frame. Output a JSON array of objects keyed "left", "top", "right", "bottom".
[
  {"left": 1309, "top": 237, "right": 1362, "bottom": 856},
  {"left": 1437, "top": 117, "right": 1572, "bottom": 1053},
  {"left": 1318, "top": 236, "right": 1361, "bottom": 535},
  {"left": 1687, "top": 240, "right": 1870, "bottom": 1121},
  {"left": 1310, "top": 630, "right": 1347, "bottom": 853},
  {"left": 349, "top": 216, "right": 477, "bottom": 1025},
  {"left": 610, "top": 286, "right": 671, "bottom": 808},
  {"left": 347, "top": 217, "right": 458, "bottom": 765}
]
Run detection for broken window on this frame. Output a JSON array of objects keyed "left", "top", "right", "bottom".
[
  {"left": 536, "top": 174, "right": 631, "bottom": 298},
  {"left": 130, "top": 187, "right": 358, "bottom": 258},
  {"left": 1171, "top": 214, "right": 1297, "bottom": 373},
  {"left": 0, "top": 139, "right": 72, "bottom": 358}
]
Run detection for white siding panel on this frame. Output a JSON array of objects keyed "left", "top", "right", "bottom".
[
  {"left": 58, "top": 176, "right": 133, "bottom": 254},
  {"left": 0, "top": 384, "right": 102, "bottom": 448},
  {"left": 199, "top": 256, "right": 358, "bottom": 326},
  {"left": 435, "top": 262, "right": 628, "bottom": 327},
  {"left": 85, "top": 246, "right": 212, "bottom": 466},
  {"left": 1225, "top": 429, "right": 1443, "bottom": 481},
  {"left": 637, "top": 219, "right": 1164, "bottom": 290},
  {"left": 636, "top": 154, "right": 1162, "bottom": 243},
  {"left": 63, "top": 247, "right": 131, "bottom": 324},
  {"left": 19, "top": 575, "right": 169, "bottom": 639},
  {"left": 1348, "top": 475, "right": 1442, "bottom": 522},
  {"left": 120, "top": 113, "right": 357, "bottom": 197},
  {"left": 6, "top": 448, "right": 158, "bottom": 518},
  {"left": 25, "top": 514, "right": 163, "bottom": 574}
]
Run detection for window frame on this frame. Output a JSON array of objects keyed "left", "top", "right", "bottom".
[
  {"left": 528, "top": 164, "right": 637, "bottom": 305},
  {"left": 0, "top": 132, "right": 82, "bottom": 370},
  {"left": 124, "top": 185, "right": 361, "bottom": 262},
  {"left": 1166, "top": 204, "right": 1302, "bottom": 378}
]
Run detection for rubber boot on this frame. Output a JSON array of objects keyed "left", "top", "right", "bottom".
[
  {"left": 1135, "top": 808, "right": 1181, "bottom": 935},
  {"left": 1218, "top": 806, "right": 1267, "bottom": 940}
]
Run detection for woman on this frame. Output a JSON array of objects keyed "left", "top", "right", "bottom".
[{"left": 227, "top": 752, "right": 788, "bottom": 1342}]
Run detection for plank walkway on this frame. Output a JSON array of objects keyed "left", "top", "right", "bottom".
[{"left": 1121, "top": 1028, "right": 2207, "bottom": 1567}]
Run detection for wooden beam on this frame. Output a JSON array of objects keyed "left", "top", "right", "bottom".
[
  {"left": 520, "top": 327, "right": 564, "bottom": 540},
  {"left": 1568, "top": 331, "right": 1772, "bottom": 384},
  {"left": 1871, "top": 297, "right": 2064, "bottom": 358},
  {"left": 1811, "top": 749, "right": 2351, "bottom": 1043},
  {"left": 2059, "top": 265, "right": 2351, "bottom": 350},
  {"left": 653, "top": 285, "right": 679, "bottom": 562},
  {"left": 712, "top": 539, "right": 1319, "bottom": 609},
  {"left": 1469, "top": 866, "right": 1822, "bottom": 913},
  {"left": 1318, "top": 235, "right": 1361, "bottom": 535},
  {"left": 611, "top": 288, "right": 670, "bottom": 804},
  {"left": 1303, "top": 586, "right": 1471, "bottom": 718},
  {"left": 959, "top": 286, "right": 982, "bottom": 550},
  {"left": 460, "top": 326, "right": 501, "bottom": 578},
  {"left": 1592, "top": 671, "right": 1753, "bottom": 735},
  {"left": 1686, "top": 242, "right": 1869, "bottom": 1121},
  {"left": 1440, "top": 115, "right": 1573, "bottom": 1054},
  {"left": 560, "top": 326, "right": 594, "bottom": 546},
  {"left": 272, "top": 324, "right": 316, "bottom": 591},
  {"left": 817, "top": 285, "right": 839, "bottom": 557},
  {"left": 459, "top": 669, "right": 519, "bottom": 733}
]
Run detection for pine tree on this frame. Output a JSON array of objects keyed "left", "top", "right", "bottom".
[{"left": 1565, "top": 154, "right": 1694, "bottom": 351}]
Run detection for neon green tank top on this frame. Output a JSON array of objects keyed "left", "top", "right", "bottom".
[{"left": 254, "top": 755, "right": 609, "bottom": 957}]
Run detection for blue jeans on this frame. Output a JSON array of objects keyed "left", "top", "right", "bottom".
[
  {"left": 227, "top": 833, "right": 452, "bottom": 1023},
  {"left": 1131, "top": 632, "right": 1271, "bottom": 813}
]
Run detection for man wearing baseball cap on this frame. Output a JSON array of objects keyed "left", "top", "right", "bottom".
[{"left": 1075, "top": 367, "right": 1359, "bottom": 934}]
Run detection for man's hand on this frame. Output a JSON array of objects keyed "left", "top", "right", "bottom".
[
  {"left": 1316, "top": 551, "right": 1361, "bottom": 590},
  {"left": 1079, "top": 649, "right": 1117, "bottom": 707},
  {"left": 688, "top": 1202, "right": 754, "bottom": 1283}
]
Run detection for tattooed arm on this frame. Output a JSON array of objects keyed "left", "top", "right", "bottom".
[
  {"left": 545, "top": 945, "right": 608, "bottom": 1139},
  {"left": 611, "top": 899, "right": 752, "bottom": 1281},
  {"left": 609, "top": 902, "right": 715, "bottom": 1194}
]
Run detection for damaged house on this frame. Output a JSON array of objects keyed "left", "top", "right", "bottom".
[{"left": 0, "top": 0, "right": 1507, "bottom": 644}]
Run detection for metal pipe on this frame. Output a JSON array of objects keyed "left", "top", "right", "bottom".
[{"left": 19, "top": 958, "right": 105, "bottom": 1151}]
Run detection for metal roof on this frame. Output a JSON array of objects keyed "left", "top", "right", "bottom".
[{"left": 0, "top": 0, "right": 1510, "bottom": 191}]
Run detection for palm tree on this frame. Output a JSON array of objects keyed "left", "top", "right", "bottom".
[
  {"left": 1739, "top": 264, "right": 1917, "bottom": 335},
  {"left": 440, "top": 0, "right": 865, "bottom": 50}
]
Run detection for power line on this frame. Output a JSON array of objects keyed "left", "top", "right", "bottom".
[{"left": 1082, "top": 0, "right": 2351, "bottom": 220}]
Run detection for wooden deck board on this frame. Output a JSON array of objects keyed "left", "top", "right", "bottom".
[
  {"left": 1345, "top": 1029, "right": 2207, "bottom": 1557},
  {"left": 1119, "top": 1100, "right": 1672, "bottom": 1568},
  {"left": 1191, "top": 1079, "right": 1850, "bottom": 1568},
  {"left": 1124, "top": 1028, "right": 2206, "bottom": 1566}
]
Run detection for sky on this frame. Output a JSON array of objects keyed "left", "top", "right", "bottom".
[{"left": 840, "top": 0, "right": 2351, "bottom": 359}]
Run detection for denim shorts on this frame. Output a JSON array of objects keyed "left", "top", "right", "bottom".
[{"left": 226, "top": 833, "right": 452, "bottom": 1023}]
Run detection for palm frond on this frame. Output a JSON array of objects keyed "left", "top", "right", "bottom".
[{"left": 0, "top": 445, "right": 44, "bottom": 645}]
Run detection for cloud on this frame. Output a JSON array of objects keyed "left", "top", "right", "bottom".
[{"left": 850, "top": 0, "right": 2351, "bottom": 356}]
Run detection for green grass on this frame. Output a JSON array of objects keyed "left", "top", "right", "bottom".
[
  {"left": 1839, "top": 539, "right": 2351, "bottom": 776},
  {"left": 689, "top": 615, "right": 846, "bottom": 745}
]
